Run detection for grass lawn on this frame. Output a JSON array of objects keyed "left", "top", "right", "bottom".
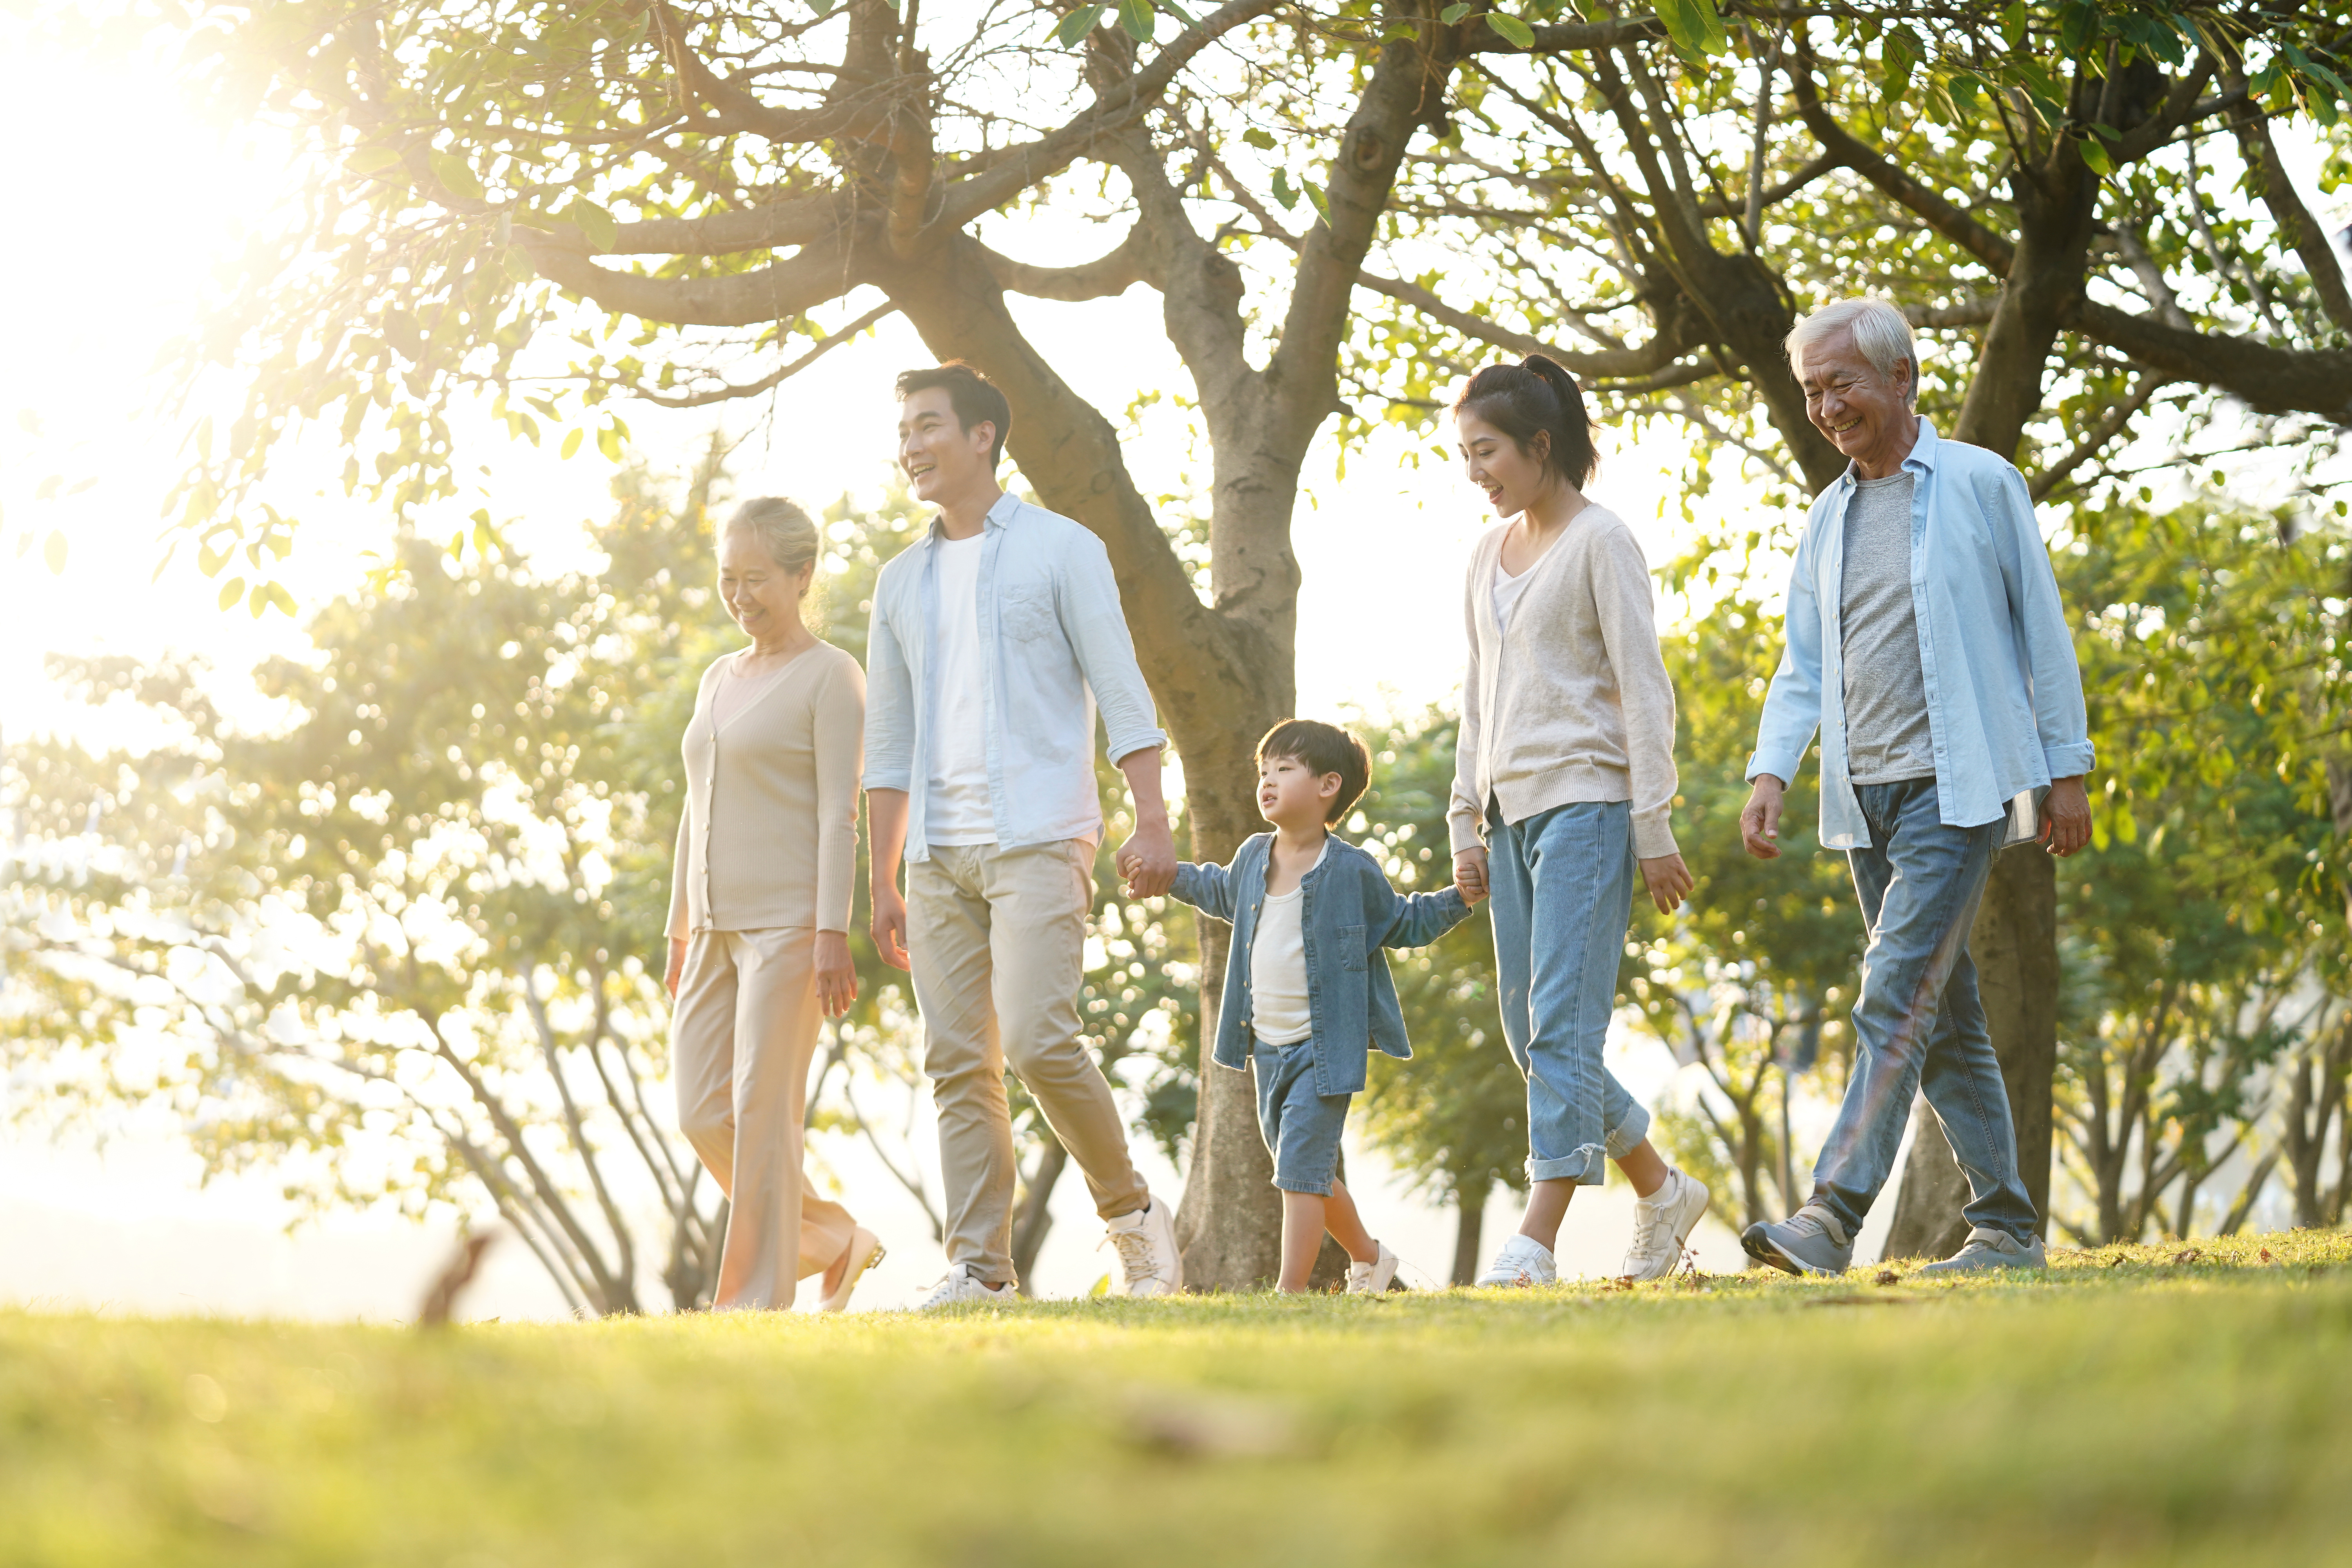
[{"left": 5, "top": 1230, "right": 2350, "bottom": 1568}]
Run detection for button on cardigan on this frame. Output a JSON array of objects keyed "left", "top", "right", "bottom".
[{"left": 666, "top": 642, "right": 865, "bottom": 939}]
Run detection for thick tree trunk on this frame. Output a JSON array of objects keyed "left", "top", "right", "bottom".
[
  {"left": 1883, "top": 848, "right": 2058, "bottom": 1257},
  {"left": 1452, "top": 1176, "right": 1490, "bottom": 1286},
  {"left": 1175, "top": 919, "right": 1285, "bottom": 1290}
]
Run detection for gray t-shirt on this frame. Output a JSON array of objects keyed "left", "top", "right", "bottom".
[{"left": 1840, "top": 472, "right": 1936, "bottom": 786}]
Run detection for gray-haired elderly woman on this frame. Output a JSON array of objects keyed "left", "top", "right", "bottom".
[{"left": 664, "top": 497, "right": 886, "bottom": 1310}]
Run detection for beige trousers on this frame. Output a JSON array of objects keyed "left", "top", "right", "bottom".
[
  {"left": 909, "top": 840, "right": 1149, "bottom": 1286},
  {"left": 673, "top": 926, "right": 857, "bottom": 1310}
]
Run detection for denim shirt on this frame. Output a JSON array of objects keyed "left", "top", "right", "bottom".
[
  {"left": 1171, "top": 834, "right": 1474, "bottom": 1096},
  {"left": 862, "top": 494, "right": 1167, "bottom": 862},
  {"left": 1747, "top": 419, "right": 2096, "bottom": 851}
]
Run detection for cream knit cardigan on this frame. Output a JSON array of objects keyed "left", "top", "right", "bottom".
[{"left": 1448, "top": 504, "right": 1681, "bottom": 860}]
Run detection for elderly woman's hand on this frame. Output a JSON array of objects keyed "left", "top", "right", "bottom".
[
  {"left": 815, "top": 930, "right": 859, "bottom": 1018},
  {"left": 665, "top": 937, "right": 688, "bottom": 1000}
]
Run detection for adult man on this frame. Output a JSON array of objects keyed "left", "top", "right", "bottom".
[
  {"left": 864, "top": 361, "right": 1184, "bottom": 1306},
  {"left": 1739, "top": 298, "right": 2094, "bottom": 1276}
]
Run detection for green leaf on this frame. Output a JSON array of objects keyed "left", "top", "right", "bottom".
[
  {"left": 1242, "top": 127, "right": 1276, "bottom": 151},
  {"left": 503, "top": 247, "right": 537, "bottom": 282},
  {"left": 1117, "top": 0, "right": 1152, "bottom": 40},
  {"left": 1271, "top": 168, "right": 1299, "bottom": 210},
  {"left": 1652, "top": 0, "right": 1728, "bottom": 58},
  {"left": 1439, "top": 3, "right": 1470, "bottom": 21},
  {"left": 1048, "top": 5, "right": 1103, "bottom": 46},
  {"left": 265, "top": 583, "right": 298, "bottom": 617},
  {"left": 1485, "top": 12, "right": 1534, "bottom": 47},
  {"left": 43, "top": 530, "right": 66, "bottom": 574},
  {"left": 429, "top": 151, "right": 485, "bottom": 201},
  {"left": 561, "top": 427, "right": 586, "bottom": 459},
  {"left": 569, "top": 201, "right": 619, "bottom": 252},
  {"left": 2077, "top": 135, "right": 2114, "bottom": 175},
  {"left": 1303, "top": 179, "right": 1330, "bottom": 226},
  {"left": 597, "top": 422, "right": 623, "bottom": 462},
  {"left": 247, "top": 582, "right": 270, "bottom": 619},
  {"left": 218, "top": 575, "right": 245, "bottom": 611},
  {"left": 348, "top": 146, "right": 401, "bottom": 174}
]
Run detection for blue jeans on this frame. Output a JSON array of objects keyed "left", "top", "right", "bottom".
[
  {"left": 1486, "top": 801, "right": 1652, "bottom": 1184},
  {"left": 1811, "top": 778, "right": 2038, "bottom": 1242},
  {"left": 1251, "top": 1036, "right": 1351, "bottom": 1195}
]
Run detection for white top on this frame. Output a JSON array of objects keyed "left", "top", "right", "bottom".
[
  {"left": 924, "top": 533, "right": 995, "bottom": 846},
  {"left": 1492, "top": 558, "right": 1534, "bottom": 633},
  {"left": 1248, "top": 841, "right": 1326, "bottom": 1046}
]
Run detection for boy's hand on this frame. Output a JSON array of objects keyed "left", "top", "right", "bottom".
[
  {"left": 1453, "top": 846, "right": 1490, "bottom": 905},
  {"left": 1639, "top": 853, "right": 1693, "bottom": 915}
]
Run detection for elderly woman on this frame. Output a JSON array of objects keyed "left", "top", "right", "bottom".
[{"left": 665, "top": 496, "right": 885, "bottom": 1311}]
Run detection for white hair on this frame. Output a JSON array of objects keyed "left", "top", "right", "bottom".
[{"left": 1786, "top": 298, "right": 1920, "bottom": 408}]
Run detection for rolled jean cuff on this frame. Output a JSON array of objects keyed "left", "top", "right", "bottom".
[
  {"left": 1605, "top": 1100, "right": 1652, "bottom": 1159},
  {"left": 1528, "top": 1143, "right": 1610, "bottom": 1185}
]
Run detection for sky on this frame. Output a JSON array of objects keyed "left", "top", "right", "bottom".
[{"left": 2, "top": 15, "right": 2342, "bottom": 1317}]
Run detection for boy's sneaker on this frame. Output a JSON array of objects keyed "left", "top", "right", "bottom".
[
  {"left": 1475, "top": 1233, "right": 1557, "bottom": 1288},
  {"left": 1621, "top": 1167, "right": 1711, "bottom": 1282},
  {"left": 915, "top": 1265, "right": 1014, "bottom": 1310},
  {"left": 1915, "top": 1227, "right": 2047, "bottom": 1276},
  {"left": 1740, "top": 1202, "right": 1854, "bottom": 1277},
  {"left": 1346, "top": 1241, "right": 1401, "bottom": 1296},
  {"left": 1103, "top": 1196, "right": 1184, "bottom": 1297}
]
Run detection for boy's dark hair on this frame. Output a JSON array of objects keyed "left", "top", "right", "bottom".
[
  {"left": 1452, "top": 352, "right": 1598, "bottom": 490},
  {"left": 895, "top": 361, "right": 1012, "bottom": 470},
  {"left": 1257, "top": 719, "right": 1372, "bottom": 825}
]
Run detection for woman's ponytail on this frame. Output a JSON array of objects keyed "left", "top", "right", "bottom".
[{"left": 1454, "top": 352, "right": 1599, "bottom": 490}]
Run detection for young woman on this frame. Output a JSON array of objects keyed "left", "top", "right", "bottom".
[
  {"left": 1448, "top": 354, "right": 1711, "bottom": 1286},
  {"left": 665, "top": 496, "right": 886, "bottom": 1311}
]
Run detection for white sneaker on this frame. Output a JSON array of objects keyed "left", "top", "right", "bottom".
[
  {"left": 1102, "top": 1196, "right": 1183, "bottom": 1298},
  {"left": 1621, "top": 1167, "right": 1711, "bottom": 1283},
  {"left": 914, "top": 1265, "right": 1014, "bottom": 1310},
  {"left": 1475, "top": 1232, "right": 1557, "bottom": 1288},
  {"left": 1346, "top": 1241, "right": 1401, "bottom": 1296},
  {"left": 818, "top": 1227, "right": 886, "bottom": 1314}
]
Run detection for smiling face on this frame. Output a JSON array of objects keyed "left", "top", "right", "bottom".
[
  {"left": 718, "top": 528, "right": 811, "bottom": 644},
  {"left": 897, "top": 386, "right": 997, "bottom": 508},
  {"left": 1257, "top": 751, "right": 1341, "bottom": 832},
  {"left": 1797, "top": 328, "right": 1917, "bottom": 477},
  {"left": 1456, "top": 410, "right": 1554, "bottom": 519}
]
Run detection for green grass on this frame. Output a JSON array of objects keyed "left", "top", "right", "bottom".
[{"left": 6, "top": 1230, "right": 2351, "bottom": 1568}]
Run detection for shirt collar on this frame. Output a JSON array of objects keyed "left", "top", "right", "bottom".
[
  {"left": 923, "top": 490, "right": 1020, "bottom": 546},
  {"left": 1834, "top": 415, "right": 1940, "bottom": 492}
]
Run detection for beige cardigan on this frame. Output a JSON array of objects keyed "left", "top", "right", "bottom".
[
  {"left": 667, "top": 642, "right": 864, "bottom": 939},
  {"left": 1448, "top": 505, "right": 1681, "bottom": 860}
]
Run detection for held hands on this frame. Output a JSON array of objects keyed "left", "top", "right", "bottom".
[
  {"left": 1639, "top": 853, "right": 1693, "bottom": 915},
  {"left": 869, "top": 883, "right": 911, "bottom": 971},
  {"left": 1116, "top": 815, "right": 1178, "bottom": 900},
  {"left": 814, "top": 930, "right": 859, "bottom": 1017},
  {"left": 2040, "top": 775, "right": 2092, "bottom": 858},
  {"left": 1452, "top": 846, "right": 1490, "bottom": 906},
  {"left": 1740, "top": 775, "right": 1786, "bottom": 859}
]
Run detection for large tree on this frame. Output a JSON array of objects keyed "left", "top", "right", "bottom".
[{"left": 171, "top": 0, "right": 2350, "bottom": 1280}]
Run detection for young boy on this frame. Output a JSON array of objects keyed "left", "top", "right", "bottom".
[{"left": 1144, "top": 719, "right": 1481, "bottom": 1294}]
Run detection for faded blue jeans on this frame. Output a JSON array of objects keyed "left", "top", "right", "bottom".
[
  {"left": 1486, "top": 801, "right": 1651, "bottom": 1185},
  {"left": 1811, "top": 778, "right": 2038, "bottom": 1243}
]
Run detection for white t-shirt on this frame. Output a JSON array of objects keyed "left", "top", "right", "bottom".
[
  {"left": 925, "top": 534, "right": 995, "bottom": 846},
  {"left": 1492, "top": 558, "right": 1534, "bottom": 633},
  {"left": 1248, "top": 840, "right": 1327, "bottom": 1046}
]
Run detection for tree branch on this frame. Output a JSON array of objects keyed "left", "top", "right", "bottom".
[
  {"left": 1352, "top": 267, "right": 1686, "bottom": 377},
  {"left": 976, "top": 226, "right": 1154, "bottom": 299},
  {"left": 1792, "top": 62, "right": 2016, "bottom": 276},
  {"left": 2066, "top": 300, "right": 2352, "bottom": 421}
]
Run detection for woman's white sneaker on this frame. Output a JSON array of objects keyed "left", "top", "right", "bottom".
[
  {"left": 1621, "top": 1167, "right": 1711, "bottom": 1282},
  {"left": 1475, "top": 1233, "right": 1557, "bottom": 1287},
  {"left": 1346, "top": 1241, "right": 1401, "bottom": 1295}
]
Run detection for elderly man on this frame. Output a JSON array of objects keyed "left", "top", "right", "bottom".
[{"left": 1739, "top": 297, "right": 2094, "bottom": 1276}]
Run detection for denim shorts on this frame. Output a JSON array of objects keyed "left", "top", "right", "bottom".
[{"left": 1251, "top": 1036, "right": 1351, "bottom": 1195}]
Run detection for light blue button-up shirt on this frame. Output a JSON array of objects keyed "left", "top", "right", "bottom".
[
  {"left": 1747, "top": 418, "right": 2096, "bottom": 851},
  {"left": 863, "top": 493, "right": 1167, "bottom": 862}
]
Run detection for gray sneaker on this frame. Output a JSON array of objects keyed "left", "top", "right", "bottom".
[
  {"left": 1741, "top": 1203, "right": 1854, "bottom": 1277},
  {"left": 1915, "top": 1227, "right": 2047, "bottom": 1276}
]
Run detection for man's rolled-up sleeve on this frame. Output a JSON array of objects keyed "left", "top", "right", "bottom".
[
  {"left": 1991, "top": 466, "right": 2096, "bottom": 780},
  {"left": 1748, "top": 520, "right": 1826, "bottom": 786},
  {"left": 861, "top": 575, "right": 916, "bottom": 793},
  {"left": 1062, "top": 532, "right": 1167, "bottom": 763}
]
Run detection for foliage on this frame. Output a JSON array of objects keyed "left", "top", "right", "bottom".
[{"left": 4, "top": 1232, "right": 2352, "bottom": 1566}]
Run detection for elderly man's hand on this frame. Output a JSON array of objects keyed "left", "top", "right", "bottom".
[
  {"left": 1740, "top": 775, "right": 1786, "bottom": 860},
  {"left": 2040, "top": 776, "right": 2092, "bottom": 858}
]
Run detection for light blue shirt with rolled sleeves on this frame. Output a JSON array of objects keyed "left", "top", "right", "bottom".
[
  {"left": 862, "top": 492, "right": 1167, "bottom": 863},
  {"left": 1746, "top": 418, "right": 2096, "bottom": 851}
]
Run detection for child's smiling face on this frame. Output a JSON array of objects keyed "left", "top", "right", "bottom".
[
  {"left": 1257, "top": 752, "right": 1340, "bottom": 833},
  {"left": 1456, "top": 408, "right": 1551, "bottom": 519}
]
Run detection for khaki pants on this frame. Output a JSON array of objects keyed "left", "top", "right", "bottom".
[
  {"left": 673, "top": 926, "right": 858, "bottom": 1310},
  {"left": 909, "top": 840, "right": 1149, "bottom": 1286}
]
